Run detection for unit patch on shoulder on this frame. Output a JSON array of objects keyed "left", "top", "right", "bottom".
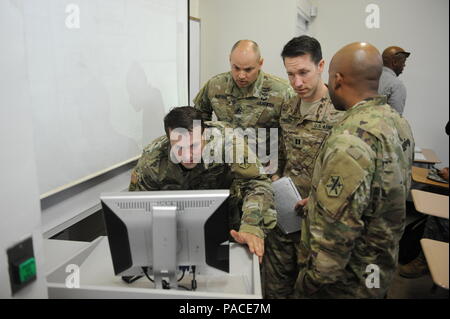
[{"left": 326, "top": 175, "right": 343, "bottom": 197}]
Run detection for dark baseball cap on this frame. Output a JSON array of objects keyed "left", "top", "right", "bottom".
[
  {"left": 383, "top": 46, "right": 411, "bottom": 59},
  {"left": 395, "top": 50, "right": 411, "bottom": 57}
]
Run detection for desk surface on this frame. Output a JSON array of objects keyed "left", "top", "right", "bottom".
[
  {"left": 411, "top": 189, "right": 449, "bottom": 219},
  {"left": 420, "top": 239, "right": 449, "bottom": 289},
  {"left": 414, "top": 148, "right": 441, "bottom": 164},
  {"left": 45, "top": 236, "right": 261, "bottom": 299},
  {"left": 412, "top": 166, "right": 449, "bottom": 189},
  {"left": 43, "top": 239, "right": 90, "bottom": 275}
]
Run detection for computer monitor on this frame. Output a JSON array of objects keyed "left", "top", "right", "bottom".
[{"left": 100, "top": 189, "right": 230, "bottom": 289}]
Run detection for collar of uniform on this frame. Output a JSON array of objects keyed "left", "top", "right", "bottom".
[
  {"left": 226, "top": 70, "right": 265, "bottom": 98},
  {"left": 383, "top": 66, "right": 396, "bottom": 77},
  {"left": 296, "top": 90, "right": 332, "bottom": 122},
  {"left": 342, "top": 95, "right": 388, "bottom": 119}
]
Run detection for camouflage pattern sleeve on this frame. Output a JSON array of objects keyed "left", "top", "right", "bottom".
[
  {"left": 128, "top": 161, "right": 160, "bottom": 191},
  {"left": 228, "top": 137, "right": 277, "bottom": 239},
  {"left": 230, "top": 163, "right": 277, "bottom": 239},
  {"left": 128, "top": 137, "right": 166, "bottom": 191},
  {"left": 193, "top": 80, "right": 213, "bottom": 121},
  {"left": 296, "top": 134, "right": 376, "bottom": 297},
  {"left": 275, "top": 101, "right": 289, "bottom": 177}
]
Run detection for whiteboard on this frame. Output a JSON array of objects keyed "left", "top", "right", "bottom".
[{"left": 20, "top": 0, "right": 188, "bottom": 196}]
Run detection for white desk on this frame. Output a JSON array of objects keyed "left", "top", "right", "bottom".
[
  {"left": 420, "top": 239, "right": 449, "bottom": 290},
  {"left": 411, "top": 189, "right": 449, "bottom": 219},
  {"left": 44, "top": 236, "right": 262, "bottom": 299},
  {"left": 414, "top": 148, "right": 441, "bottom": 165}
]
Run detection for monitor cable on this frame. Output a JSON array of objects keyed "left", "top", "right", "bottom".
[{"left": 140, "top": 266, "right": 193, "bottom": 291}]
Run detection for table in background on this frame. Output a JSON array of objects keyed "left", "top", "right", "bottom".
[
  {"left": 411, "top": 189, "right": 449, "bottom": 219},
  {"left": 412, "top": 166, "right": 449, "bottom": 189},
  {"left": 421, "top": 239, "right": 449, "bottom": 290},
  {"left": 414, "top": 148, "right": 441, "bottom": 168}
]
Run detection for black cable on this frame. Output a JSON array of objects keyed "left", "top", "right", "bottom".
[
  {"left": 142, "top": 267, "right": 193, "bottom": 290},
  {"left": 121, "top": 275, "right": 143, "bottom": 284},
  {"left": 142, "top": 267, "right": 154, "bottom": 283},
  {"left": 191, "top": 266, "right": 197, "bottom": 291},
  {"left": 178, "top": 269, "right": 186, "bottom": 282},
  {"left": 162, "top": 279, "right": 170, "bottom": 289}
]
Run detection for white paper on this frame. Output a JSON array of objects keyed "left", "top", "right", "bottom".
[{"left": 415, "top": 152, "right": 426, "bottom": 160}]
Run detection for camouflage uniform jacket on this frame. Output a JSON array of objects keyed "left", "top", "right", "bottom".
[
  {"left": 193, "top": 70, "right": 294, "bottom": 129},
  {"left": 278, "top": 91, "right": 345, "bottom": 198},
  {"left": 296, "top": 96, "right": 414, "bottom": 298},
  {"left": 128, "top": 121, "right": 277, "bottom": 239}
]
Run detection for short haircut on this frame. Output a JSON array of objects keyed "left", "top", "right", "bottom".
[
  {"left": 230, "top": 40, "right": 261, "bottom": 60},
  {"left": 163, "top": 106, "right": 205, "bottom": 136},
  {"left": 281, "top": 35, "right": 323, "bottom": 65}
]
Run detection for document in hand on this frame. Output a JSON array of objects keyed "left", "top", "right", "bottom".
[{"left": 272, "top": 177, "right": 302, "bottom": 235}]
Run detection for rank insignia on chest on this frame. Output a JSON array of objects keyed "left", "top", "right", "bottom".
[
  {"left": 326, "top": 175, "right": 343, "bottom": 197},
  {"left": 294, "top": 138, "right": 302, "bottom": 145}
]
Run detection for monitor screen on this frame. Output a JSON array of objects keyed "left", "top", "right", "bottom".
[{"left": 100, "top": 189, "right": 230, "bottom": 289}]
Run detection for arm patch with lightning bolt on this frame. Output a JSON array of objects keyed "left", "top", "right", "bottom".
[{"left": 315, "top": 135, "right": 373, "bottom": 220}]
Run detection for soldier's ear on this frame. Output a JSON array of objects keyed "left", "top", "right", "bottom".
[
  {"left": 258, "top": 58, "right": 264, "bottom": 67},
  {"left": 334, "top": 72, "right": 343, "bottom": 90},
  {"left": 317, "top": 59, "right": 325, "bottom": 73}
]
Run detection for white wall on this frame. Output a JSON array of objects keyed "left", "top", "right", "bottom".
[
  {"left": 310, "top": 0, "right": 449, "bottom": 166},
  {"left": 197, "top": 0, "right": 298, "bottom": 85},
  {"left": 0, "top": 1, "right": 47, "bottom": 298}
]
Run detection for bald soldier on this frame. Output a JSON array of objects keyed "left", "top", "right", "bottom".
[
  {"left": 378, "top": 46, "right": 411, "bottom": 114},
  {"left": 263, "top": 36, "right": 344, "bottom": 299},
  {"left": 294, "top": 43, "right": 414, "bottom": 298},
  {"left": 194, "top": 40, "right": 294, "bottom": 172},
  {"left": 129, "top": 106, "right": 277, "bottom": 262}
]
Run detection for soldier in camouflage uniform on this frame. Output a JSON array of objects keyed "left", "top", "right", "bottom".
[
  {"left": 194, "top": 40, "right": 294, "bottom": 173},
  {"left": 294, "top": 43, "right": 414, "bottom": 298},
  {"left": 263, "top": 36, "right": 344, "bottom": 299},
  {"left": 129, "top": 106, "right": 277, "bottom": 262}
]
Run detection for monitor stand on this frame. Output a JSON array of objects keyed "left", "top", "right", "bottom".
[{"left": 152, "top": 206, "right": 177, "bottom": 289}]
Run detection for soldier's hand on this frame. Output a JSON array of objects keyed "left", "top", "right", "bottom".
[
  {"left": 295, "top": 198, "right": 309, "bottom": 210},
  {"left": 230, "top": 230, "right": 264, "bottom": 264},
  {"left": 271, "top": 174, "right": 281, "bottom": 182},
  {"left": 438, "top": 167, "right": 449, "bottom": 181}
]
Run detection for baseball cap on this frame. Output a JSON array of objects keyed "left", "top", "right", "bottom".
[{"left": 395, "top": 50, "right": 411, "bottom": 58}]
